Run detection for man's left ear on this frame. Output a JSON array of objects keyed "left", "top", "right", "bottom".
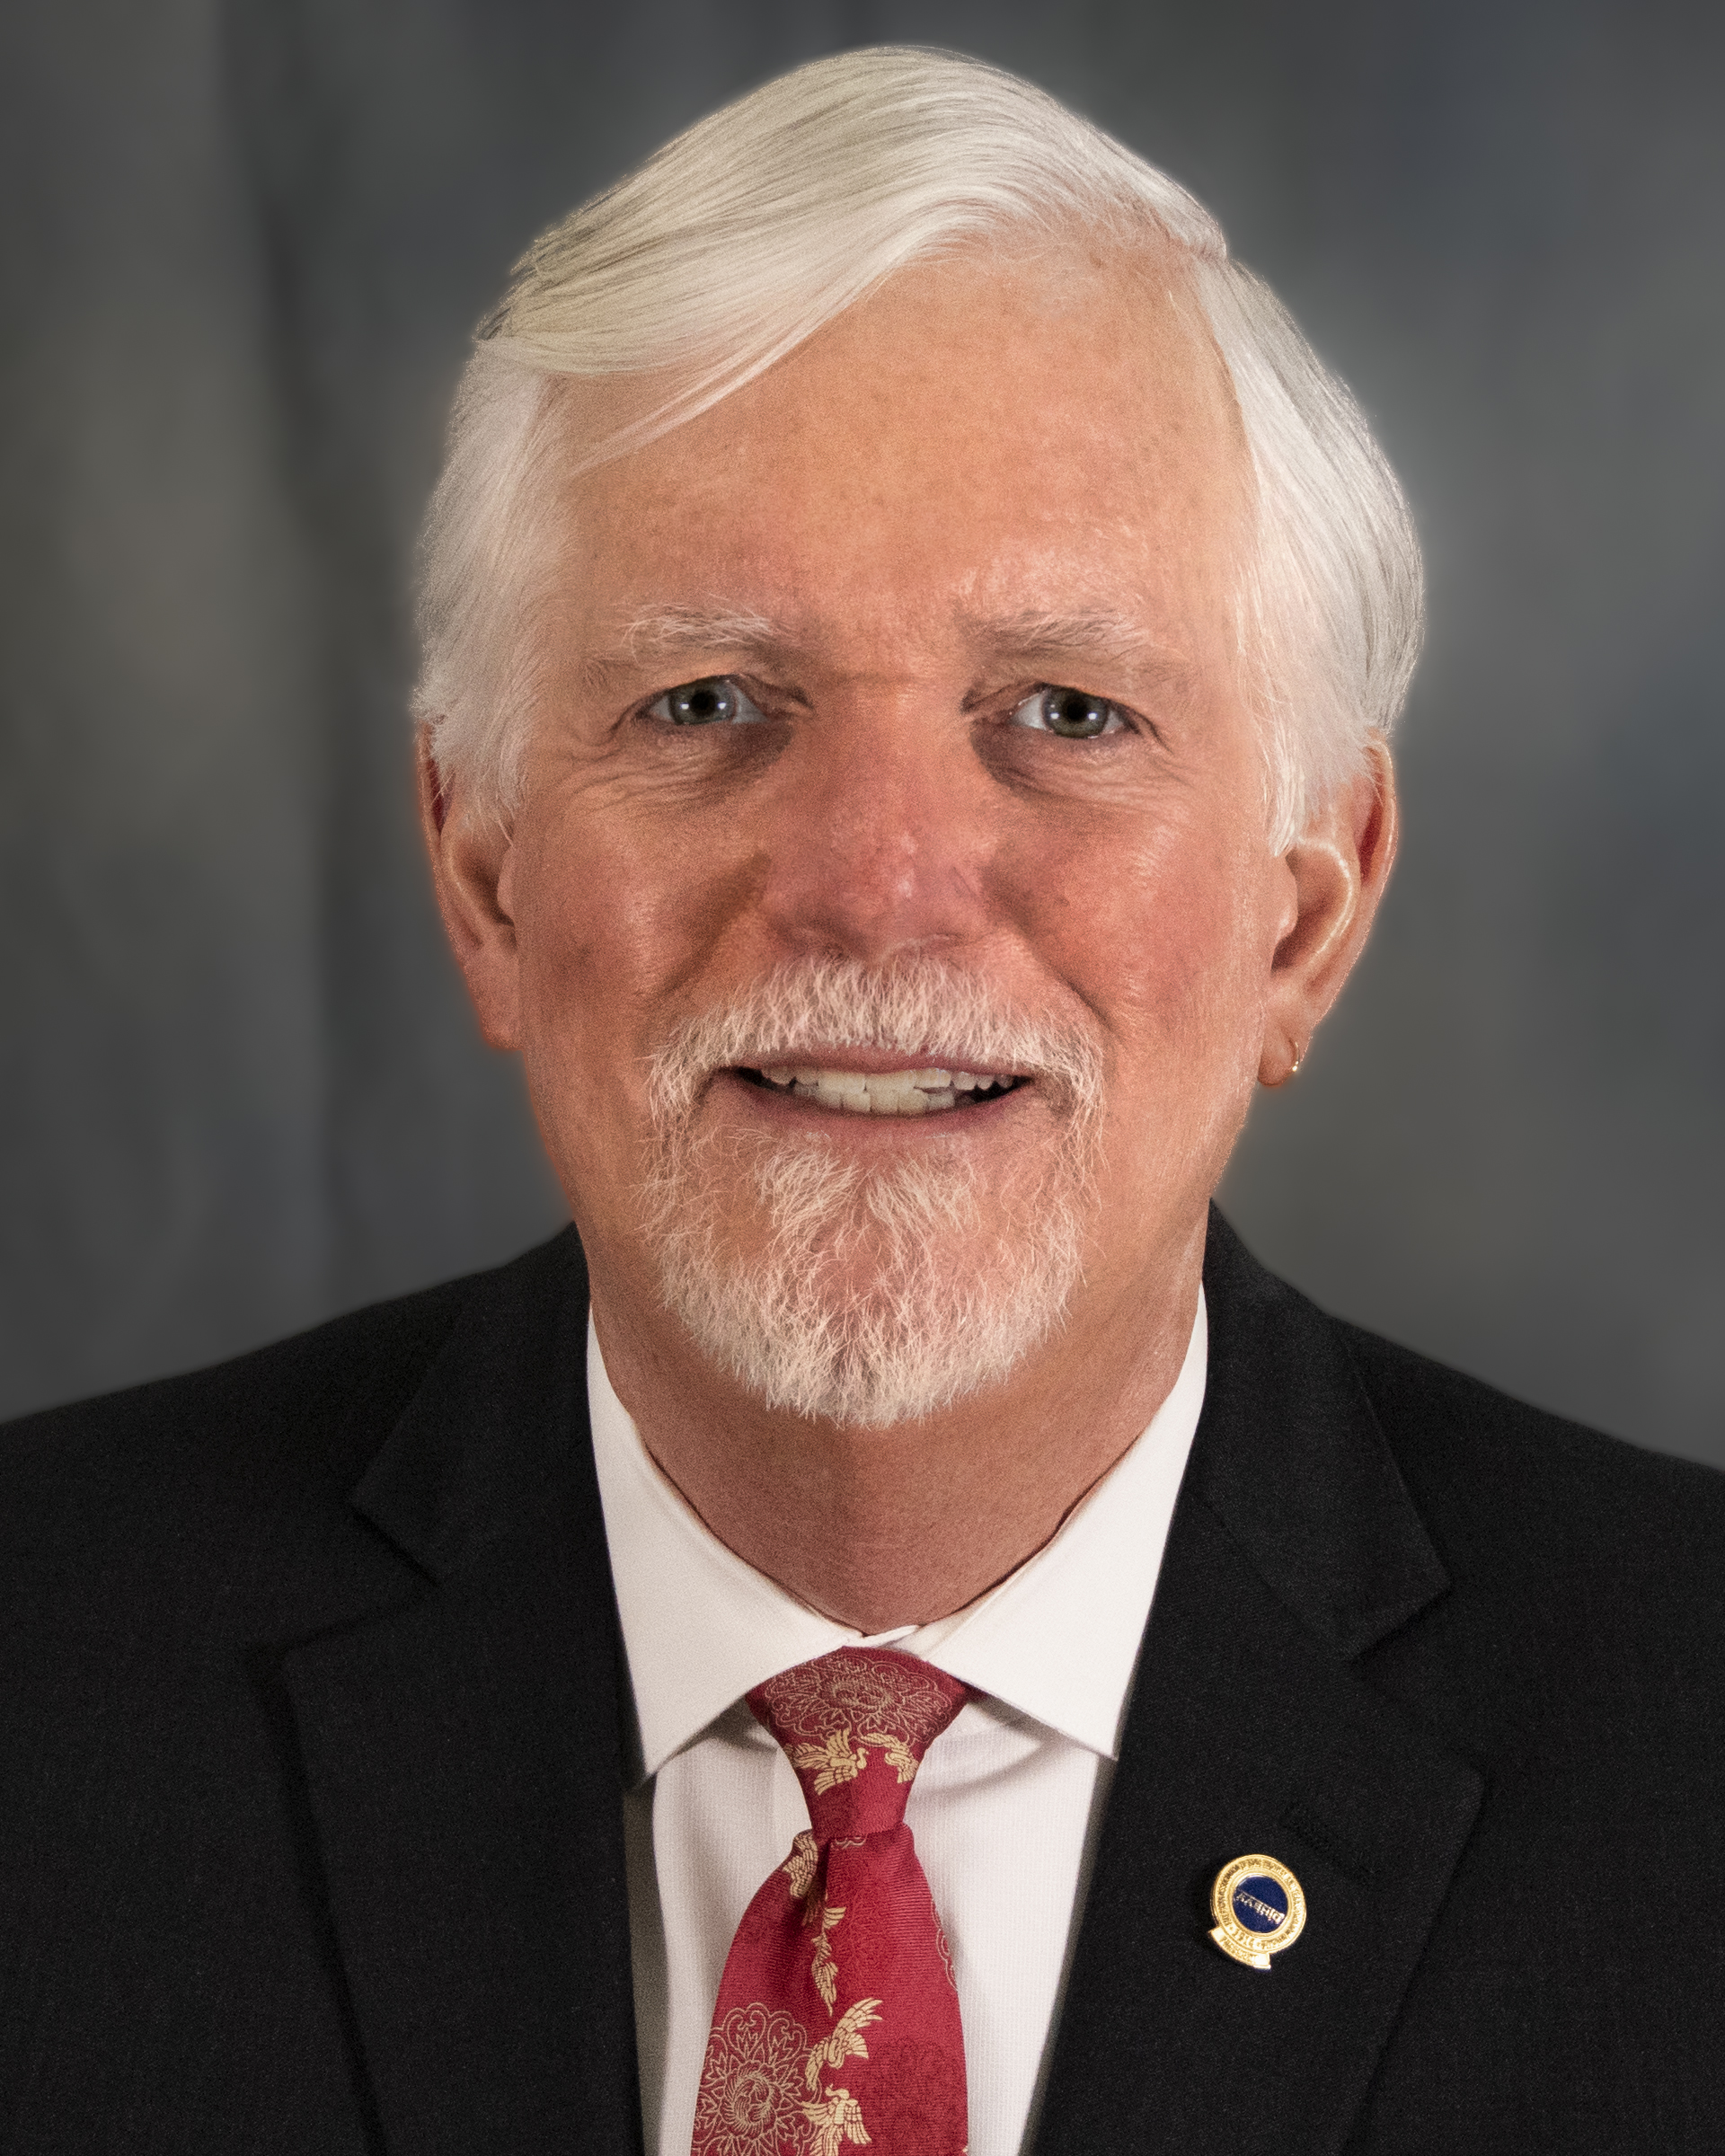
[{"left": 1259, "top": 738, "right": 1398, "bottom": 1087}]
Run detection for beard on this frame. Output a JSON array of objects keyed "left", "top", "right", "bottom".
[{"left": 641, "top": 956, "right": 1105, "bottom": 1428}]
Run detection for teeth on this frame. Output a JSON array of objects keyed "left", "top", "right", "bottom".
[{"left": 748, "top": 1064, "right": 1017, "bottom": 1115}]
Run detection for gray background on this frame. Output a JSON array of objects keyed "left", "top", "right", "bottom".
[{"left": 3, "top": 1, "right": 1721, "bottom": 1465}]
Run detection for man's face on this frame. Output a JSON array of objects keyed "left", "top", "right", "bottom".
[{"left": 440, "top": 247, "right": 1337, "bottom": 1423}]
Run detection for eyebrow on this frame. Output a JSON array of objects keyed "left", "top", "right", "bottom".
[
  {"left": 579, "top": 607, "right": 783, "bottom": 694},
  {"left": 579, "top": 603, "right": 1190, "bottom": 694},
  {"left": 953, "top": 606, "right": 1173, "bottom": 677}
]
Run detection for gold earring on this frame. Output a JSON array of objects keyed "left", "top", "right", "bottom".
[{"left": 1289, "top": 1044, "right": 1305, "bottom": 1077}]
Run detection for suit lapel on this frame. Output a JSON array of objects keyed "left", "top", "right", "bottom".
[
  {"left": 280, "top": 1233, "right": 644, "bottom": 2156},
  {"left": 277, "top": 1208, "right": 1481, "bottom": 2154},
  {"left": 1034, "top": 1214, "right": 1483, "bottom": 2156}
]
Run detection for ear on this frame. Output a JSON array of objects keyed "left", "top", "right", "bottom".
[
  {"left": 416, "top": 727, "right": 523, "bottom": 1051},
  {"left": 1258, "top": 737, "right": 1398, "bottom": 1087}
]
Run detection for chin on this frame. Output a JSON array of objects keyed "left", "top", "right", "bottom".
[{"left": 644, "top": 1127, "right": 1088, "bottom": 1428}]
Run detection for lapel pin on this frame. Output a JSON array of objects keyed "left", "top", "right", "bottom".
[{"left": 1210, "top": 1854, "right": 1306, "bottom": 1970}]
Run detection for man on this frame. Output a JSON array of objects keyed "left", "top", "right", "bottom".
[{"left": 2, "top": 47, "right": 1720, "bottom": 2156}]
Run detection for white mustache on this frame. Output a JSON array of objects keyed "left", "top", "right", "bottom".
[{"left": 645, "top": 955, "right": 1105, "bottom": 1129}]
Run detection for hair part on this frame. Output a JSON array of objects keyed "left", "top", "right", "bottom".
[{"left": 414, "top": 46, "right": 1423, "bottom": 850}]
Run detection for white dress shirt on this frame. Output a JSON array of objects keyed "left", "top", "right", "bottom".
[{"left": 588, "top": 1298, "right": 1207, "bottom": 2156}]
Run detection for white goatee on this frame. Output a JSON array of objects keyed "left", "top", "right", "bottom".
[{"left": 641, "top": 957, "right": 1104, "bottom": 1428}]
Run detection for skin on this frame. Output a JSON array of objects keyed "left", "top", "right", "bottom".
[{"left": 421, "top": 244, "right": 1396, "bottom": 1631}]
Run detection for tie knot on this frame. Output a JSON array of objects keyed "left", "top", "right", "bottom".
[{"left": 748, "top": 1647, "right": 969, "bottom": 1841}]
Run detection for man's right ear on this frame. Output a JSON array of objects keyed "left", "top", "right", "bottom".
[{"left": 416, "top": 729, "right": 524, "bottom": 1051}]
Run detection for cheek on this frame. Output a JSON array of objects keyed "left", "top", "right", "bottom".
[
  {"left": 509, "top": 798, "right": 763, "bottom": 1108},
  {"left": 505, "top": 817, "right": 669, "bottom": 1176},
  {"left": 1002, "top": 803, "right": 1272, "bottom": 1066}
]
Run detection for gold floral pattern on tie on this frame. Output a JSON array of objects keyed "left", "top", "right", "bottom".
[
  {"left": 700, "top": 1651, "right": 971, "bottom": 2156},
  {"left": 762, "top": 1653, "right": 956, "bottom": 1745},
  {"left": 859, "top": 1730, "right": 921, "bottom": 1783},
  {"left": 804, "top": 1998, "right": 882, "bottom": 2091},
  {"left": 692, "top": 1998, "right": 886, "bottom": 2156},
  {"left": 809, "top": 1902, "right": 846, "bottom": 2010},
  {"left": 801, "top": 2085, "right": 870, "bottom": 2154},
  {"left": 935, "top": 1916, "right": 959, "bottom": 1994},
  {"left": 693, "top": 2003, "right": 809, "bottom": 2156},
  {"left": 788, "top": 1723, "right": 929, "bottom": 1797},
  {"left": 780, "top": 1827, "right": 851, "bottom": 2010},
  {"left": 781, "top": 1831, "right": 819, "bottom": 1904},
  {"left": 789, "top": 1730, "right": 868, "bottom": 1795}
]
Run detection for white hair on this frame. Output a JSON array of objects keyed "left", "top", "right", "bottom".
[{"left": 414, "top": 46, "right": 1422, "bottom": 850}]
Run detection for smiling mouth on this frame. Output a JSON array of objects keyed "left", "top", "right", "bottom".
[{"left": 738, "top": 1065, "right": 1026, "bottom": 1118}]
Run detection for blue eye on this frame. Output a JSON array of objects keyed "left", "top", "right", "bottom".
[
  {"left": 651, "top": 676, "right": 765, "bottom": 727},
  {"left": 1010, "top": 686, "right": 1125, "bottom": 739}
]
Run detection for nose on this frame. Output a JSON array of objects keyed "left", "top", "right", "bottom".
[{"left": 752, "top": 697, "right": 996, "bottom": 963}]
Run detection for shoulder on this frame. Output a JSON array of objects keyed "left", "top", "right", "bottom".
[
  {"left": 1289, "top": 1312, "right": 1725, "bottom": 2134},
  {"left": 1331, "top": 1317, "right": 1725, "bottom": 1788},
  {"left": 0, "top": 1228, "right": 584, "bottom": 1616},
  {"left": 1203, "top": 1207, "right": 1725, "bottom": 1642},
  {"left": 1339, "top": 1317, "right": 1725, "bottom": 1601}
]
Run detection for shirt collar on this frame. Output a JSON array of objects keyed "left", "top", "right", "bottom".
[{"left": 588, "top": 1298, "right": 1206, "bottom": 1780}]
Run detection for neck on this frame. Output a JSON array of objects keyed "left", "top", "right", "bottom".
[{"left": 587, "top": 1219, "right": 1206, "bottom": 1632}]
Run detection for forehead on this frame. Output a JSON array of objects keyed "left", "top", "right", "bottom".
[{"left": 554, "top": 244, "right": 1250, "bottom": 661}]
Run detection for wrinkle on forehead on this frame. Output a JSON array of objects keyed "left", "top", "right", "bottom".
[{"left": 540, "top": 237, "right": 1255, "bottom": 702}]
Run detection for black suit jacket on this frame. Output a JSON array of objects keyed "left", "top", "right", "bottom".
[{"left": 3, "top": 1213, "right": 1721, "bottom": 2153}]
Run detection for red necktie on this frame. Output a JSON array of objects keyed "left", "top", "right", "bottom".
[{"left": 691, "top": 1646, "right": 971, "bottom": 2156}]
